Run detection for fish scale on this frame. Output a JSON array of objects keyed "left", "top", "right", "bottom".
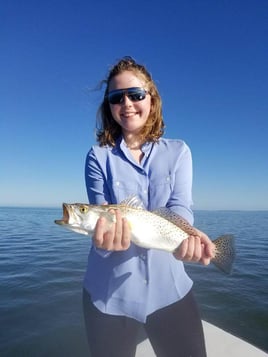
[{"left": 122, "top": 208, "right": 189, "bottom": 251}]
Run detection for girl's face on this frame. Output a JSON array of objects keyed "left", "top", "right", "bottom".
[{"left": 108, "top": 71, "right": 151, "bottom": 137}]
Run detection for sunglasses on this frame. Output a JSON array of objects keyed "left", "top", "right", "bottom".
[{"left": 106, "top": 87, "right": 149, "bottom": 105}]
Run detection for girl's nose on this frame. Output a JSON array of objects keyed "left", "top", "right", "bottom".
[{"left": 121, "top": 93, "right": 133, "bottom": 105}]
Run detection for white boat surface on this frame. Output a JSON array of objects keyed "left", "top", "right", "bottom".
[{"left": 136, "top": 320, "right": 267, "bottom": 356}]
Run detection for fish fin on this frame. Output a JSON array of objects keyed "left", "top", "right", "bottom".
[
  {"left": 211, "top": 234, "right": 236, "bottom": 274},
  {"left": 120, "top": 195, "right": 145, "bottom": 209},
  {"left": 153, "top": 207, "right": 197, "bottom": 235},
  {"left": 100, "top": 211, "right": 116, "bottom": 223},
  {"left": 152, "top": 207, "right": 171, "bottom": 219}
]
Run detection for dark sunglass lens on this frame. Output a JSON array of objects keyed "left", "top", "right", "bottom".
[
  {"left": 108, "top": 91, "right": 124, "bottom": 104},
  {"left": 128, "top": 88, "right": 146, "bottom": 101}
]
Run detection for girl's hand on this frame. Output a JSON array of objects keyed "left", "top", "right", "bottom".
[
  {"left": 173, "top": 229, "right": 215, "bottom": 265},
  {"left": 93, "top": 209, "right": 131, "bottom": 251}
]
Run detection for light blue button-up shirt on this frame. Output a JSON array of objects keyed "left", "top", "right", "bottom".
[{"left": 83, "top": 137, "right": 194, "bottom": 322}]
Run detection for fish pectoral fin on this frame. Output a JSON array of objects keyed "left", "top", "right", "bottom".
[
  {"left": 100, "top": 211, "right": 116, "bottom": 224},
  {"left": 120, "top": 195, "right": 145, "bottom": 209}
]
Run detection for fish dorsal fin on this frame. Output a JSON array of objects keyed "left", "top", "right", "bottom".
[
  {"left": 153, "top": 207, "right": 196, "bottom": 235},
  {"left": 120, "top": 195, "right": 145, "bottom": 209}
]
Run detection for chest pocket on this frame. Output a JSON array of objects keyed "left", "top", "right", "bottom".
[
  {"left": 109, "top": 180, "right": 140, "bottom": 203},
  {"left": 149, "top": 175, "right": 173, "bottom": 209}
]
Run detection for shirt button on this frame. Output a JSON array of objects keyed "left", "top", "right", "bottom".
[
  {"left": 143, "top": 279, "right": 148, "bottom": 284},
  {"left": 115, "top": 181, "right": 120, "bottom": 186},
  {"left": 143, "top": 189, "right": 147, "bottom": 194}
]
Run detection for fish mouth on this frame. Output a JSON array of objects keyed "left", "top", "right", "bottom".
[{"left": 55, "top": 203, "right": 70, "bottom": 225}]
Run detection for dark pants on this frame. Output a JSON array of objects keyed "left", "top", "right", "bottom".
[{"left": 83, "top": 289, "right": 207, "bottom": 357}]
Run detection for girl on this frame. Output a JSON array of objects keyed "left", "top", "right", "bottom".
[{"left": 83, "top": 56, "right": 214, "bottom": 357}]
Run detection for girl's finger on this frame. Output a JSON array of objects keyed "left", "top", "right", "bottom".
[
  {"left": 184, "top": 235, "right": 195, "bottom": 260},
  {"left": 192, "top": 236, "right": 202, "bottom": 262},
  {"left": 112, "top": 209, "right": 123, "bottom": 249},
  {"left": 121, "top": 217, "right": 131, "bottom": 249},
  {"left": 174, "top": 238, "right": 188, "bottom": 260}
]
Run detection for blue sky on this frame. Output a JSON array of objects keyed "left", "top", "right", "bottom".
[{"left": 1, "top": 0, "right": 267, "bottom": 210}]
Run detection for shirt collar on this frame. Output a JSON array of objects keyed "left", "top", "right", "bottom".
[{"left": 117, "top": 136, "right": 154, "bottom": 154}]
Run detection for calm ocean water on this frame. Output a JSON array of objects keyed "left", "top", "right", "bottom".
[{"left": 0, "top": 207, "right": 267, "bottom": 356}]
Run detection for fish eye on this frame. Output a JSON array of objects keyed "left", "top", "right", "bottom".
[{"left": 79, "top": 205, "right": 89, "bottom": 214}]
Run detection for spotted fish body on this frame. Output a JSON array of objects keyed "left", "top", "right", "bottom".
[{"left": 55, "top": 196, "right": 235, "bottom": 273}]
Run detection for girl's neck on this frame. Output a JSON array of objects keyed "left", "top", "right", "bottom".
[
  {"left": 123, "top": 134, "right": 144, "bottom": 150},
  {"left": 123, "top": 134, "right": 145, "bottom": 163}
]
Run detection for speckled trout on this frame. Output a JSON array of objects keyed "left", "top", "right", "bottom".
[{"left": 55, "top": 196, "right": 235, "bottom": 274}]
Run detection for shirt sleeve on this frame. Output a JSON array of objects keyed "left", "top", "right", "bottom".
[
  {"left": 85, "top": 147, "right": 111, "bottom": 205},
  {"left": 166, "top": 142, "right": 194, "bottom": 225},
  {"left": 84, "top": 147, "right": 112, "bottom": 257}
]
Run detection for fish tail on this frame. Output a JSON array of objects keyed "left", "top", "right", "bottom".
[{"left": 211, "top": 234, "right": 236, "bottom": 274}]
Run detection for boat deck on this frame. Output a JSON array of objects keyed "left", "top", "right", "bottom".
[{"left": 136, "top": 321, "right": 267, "bottom": 356}]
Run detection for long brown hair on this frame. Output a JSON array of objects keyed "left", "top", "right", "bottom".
[{"left": 96, "top": 56, "right": 165, "bottom": 146}]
